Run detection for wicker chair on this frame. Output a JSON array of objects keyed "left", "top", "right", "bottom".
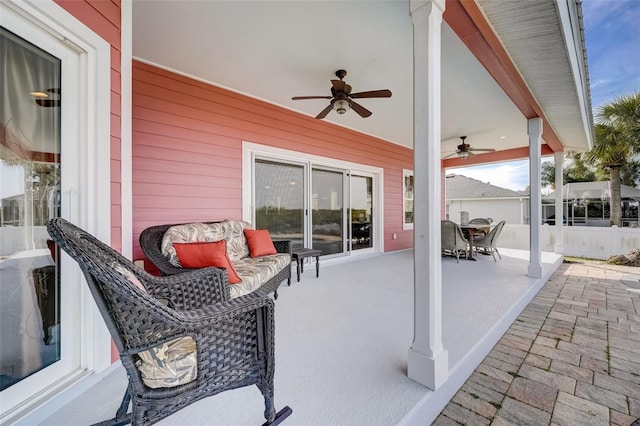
[
  {"left": 468, "top": 217, "right": 491, "bottom": 236},
  {"left": 473, "top": 220, "right": 506, "bottom": 261},
  {"left": 139, "top": 222, "right": 291, "bottom": 299},
  {"left": 441, "top": 220, "right": 469, "bottom": 263},
  {"left": 47, "top": 218, "right": 291, "bottom": 426}
]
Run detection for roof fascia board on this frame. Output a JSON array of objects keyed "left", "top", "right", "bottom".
[
  {"left": 442, "top": 145, "right": 554, "bottom": 168},
  {"left": 555, "top": 0, "right": 595, "bottom": 150},
  {"left": 443, "top": 0, "right": 563, "bottom": 152}
]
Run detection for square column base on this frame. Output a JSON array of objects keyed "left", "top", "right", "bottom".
[
  {"left": 528, "top": 264, "right": 543, "bottom": 278},
  {"left": 408, "top": 347, "right": 449, "bottom": 390}
]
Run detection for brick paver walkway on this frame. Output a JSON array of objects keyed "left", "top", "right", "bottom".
[{"left": 434, "top": 260, "right": 640, "bottom": 426}]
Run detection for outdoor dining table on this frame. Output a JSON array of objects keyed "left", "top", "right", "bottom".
[{"left": 459, "top": 222, "right": 497, "bottom": 261}]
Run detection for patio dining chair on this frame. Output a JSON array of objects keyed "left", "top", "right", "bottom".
[
  {"left": 468, "top": 217, "right": 491, "bottom": 236},
  {"left": 441, "top": 220, "right": 469, "bottom": 263},
  {"left": 47, "top": 218, "right": 291, "bottom": 426},
  {"left": 473, "top": 220, "right": 506, "bottom": 261}
]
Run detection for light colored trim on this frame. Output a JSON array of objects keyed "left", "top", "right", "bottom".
[
  {"left": 408, "top": 0, "right": 448, "bottom": 390},
  {"left": 0, "top": 0, "right": 112, "bottom": 418},
  {"left": 11, "top": 361, "right": 123, "bottom": 425},
  {"left": 554, "top": 151, "right": 565, "bottom": 252},
  {"left": 528, "top": 118, "right": 543, "bottom": 277},
  {"left": 556, "top": 0, "right": 594, "bottom": 149},
  {"left": 242, "top": 141, "right": 385, "bottom": 254},
  {"left": 121, "top": 0, "right": 133, "bottom": 259}
]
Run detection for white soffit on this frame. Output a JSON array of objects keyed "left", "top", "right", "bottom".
[
  {"left": 132, "top": 1, "right": 591, "bottom": 155},
  {"left": 477, "top": 0, "right": 593, "bottom": 152}
]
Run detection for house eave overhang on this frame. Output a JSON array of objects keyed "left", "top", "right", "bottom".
[{"left": 467, "top": 0, "right": 594, "bottom": 154}]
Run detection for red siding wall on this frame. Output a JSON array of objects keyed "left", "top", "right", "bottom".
[
  {"left": 132, "top": 61, "right": 414, "bottom": 261},
  {"left": 55, "top": 0, "right": 122, "bottom": 252}
]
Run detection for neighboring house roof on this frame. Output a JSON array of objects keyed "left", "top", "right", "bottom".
[
  {"left": 543, "top": 182, "right": 640, "bottom": 202},
  {"left": 445, "top": 174, "right": 528, "bottom": 200}
]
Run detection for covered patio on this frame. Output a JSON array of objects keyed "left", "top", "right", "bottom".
[
  {"left": 1, "top": 0, "right": 593, "bottom": 422},
  {"left": 32, "top": 249, "right": 562, "bottom": 425}
]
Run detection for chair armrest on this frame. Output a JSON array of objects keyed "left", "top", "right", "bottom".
[
  {"left": 178, "top": 290, "right": 273, "bottom": 328},
  {"left": 273, "top": 239, "right": 291, "bottom": 255},
  {"left": 121, "top": 290, "right": 273, "bottom": 358},
  {"left": 139, "top": 267, "right": 231, "bottom": 309}
]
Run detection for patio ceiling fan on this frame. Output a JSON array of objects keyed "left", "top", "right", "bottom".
[
  {"left": 291, "top": 69, "right": 392, "bottom": 119},
  {"left": 443, "top": 136, "right": 496, "bottom": 160}
]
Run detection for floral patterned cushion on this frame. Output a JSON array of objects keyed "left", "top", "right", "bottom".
[
  {"left": 161, "top": 220, "right": 252, "bottom": 266},
  {"left": 221, "top": 220, "right": 251, "bottom": 262},
  {"left": 160, "top": 220, "right": 289, "bottom": 299},
  {"left": 136, "top": 336, "right": 197, "bottom": 389},
  {"left": 229, "top": 254, "right": 291, "bottom": 299}
]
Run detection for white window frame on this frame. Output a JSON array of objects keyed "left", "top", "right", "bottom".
[
  {"left": 242, "top": 141, "right": 385, "bottom": 255},
  {"left": 1, "top": 0, "right": 111, "bottom": 421},
  {"left": 403, "top": 168, "right": 414, "bottom": 230}
]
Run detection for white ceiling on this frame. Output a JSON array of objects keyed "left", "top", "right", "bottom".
[{"left": 131, "top": 1, "right": 562, "bottom": 159}]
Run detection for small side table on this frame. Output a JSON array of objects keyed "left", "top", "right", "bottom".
[{"left": 291, "top": 248, "right": 321, "bottom": 282}]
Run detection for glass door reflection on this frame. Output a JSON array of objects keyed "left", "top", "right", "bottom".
[
  {"left": 350, "top": 175, "right": 373, "bottom": 251},
  {"left": 0, "top": 28, "right": 61, "bottom": 391},
  {"left": 311, "top": 168, "right": 345, "bottom": 256},
  {"left": 254, "top": 159, "right": 305, "bottom": 249}
]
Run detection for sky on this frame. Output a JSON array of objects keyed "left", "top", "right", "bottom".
[{"left": 448, "top": 0, "right": 640, "bottom": 192}]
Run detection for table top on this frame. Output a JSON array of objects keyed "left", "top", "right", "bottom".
[
  {"left": 459, "top": 222, "right": 496, "bottom": 229},
  {"left": 291, "top": 248, "right": 322, "bottom": 257}
]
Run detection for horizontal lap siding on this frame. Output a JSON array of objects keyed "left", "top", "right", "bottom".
[{"left": 132, "top": 61, "right": 413, "bottom": 260}]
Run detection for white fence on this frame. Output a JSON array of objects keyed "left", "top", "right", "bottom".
[{"left": 499, "top": 224, "right": 640, "bottom": 260}]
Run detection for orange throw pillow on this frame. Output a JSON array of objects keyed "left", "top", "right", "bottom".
[
  {"left": 173, "top": 241, "right": 241, "bottom": 284},
  {"left": 244, "top": 229, "right": 277, "bottom": 257}
]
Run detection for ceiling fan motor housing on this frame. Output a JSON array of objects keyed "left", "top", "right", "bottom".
[{"left": 291, "top": 69, "right": 392, "bottom": 119}]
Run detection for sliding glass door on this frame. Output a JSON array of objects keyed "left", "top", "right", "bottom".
[
  {"left": 1, "top": 26, "right": 63, "bottom": 392},
  {"left": 350, "top": 174, "right": 373, "bottom": 251},
  {"left": 311, "top": 167, "right": 346, "bottom": 256},
  {"left": 251, "top": 153, "right": 379, "bottom": 258},
  {"left": 254, "top": 159, "right": 305, "bottom": 248},
  {"left": 1, "top": 21, "right": 81, "bottom": 414}
]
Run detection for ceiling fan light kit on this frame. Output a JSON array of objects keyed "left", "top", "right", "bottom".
[
  {"left": 333, "top": 99, "right": 350, "bottom": 114},
  {"left": 292, "top": 69, "right": 392, "bottom": 119}
]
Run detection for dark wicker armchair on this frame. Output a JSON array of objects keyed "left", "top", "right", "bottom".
[
  {"left": 47, "top": 218, "right": 291, "bottom": 426},
  {"left": 139, "top": 222, "right": 291, "bottom": 299}
]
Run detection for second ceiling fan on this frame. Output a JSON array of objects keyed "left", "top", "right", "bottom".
[
  {"left": 443, "top": 136, "right": 496, "bottom": 159},
  {"left": 292, "top": 69, "right": 392, "bottom": 119}
]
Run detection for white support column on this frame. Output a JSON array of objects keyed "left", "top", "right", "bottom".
[
  {"left": 554, "top": 151, "right": 565, "bottom": 253},
  {"left": 408, "top": 0, "right": 448, "bottom": 390},
  {"left": 528, "top": 118, "right": 543, "bottom": 278}
]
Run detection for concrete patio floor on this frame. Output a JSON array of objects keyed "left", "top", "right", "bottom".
[{"left": 26, "top": 248, "right": 563, "bottom": 426}]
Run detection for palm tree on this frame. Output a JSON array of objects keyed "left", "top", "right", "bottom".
[
  {"left": 540, "top": 153, "right": 596, "bottom": 189},
  {"left": 584, "top": 92, "right": 640, "bottom": 226}
]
